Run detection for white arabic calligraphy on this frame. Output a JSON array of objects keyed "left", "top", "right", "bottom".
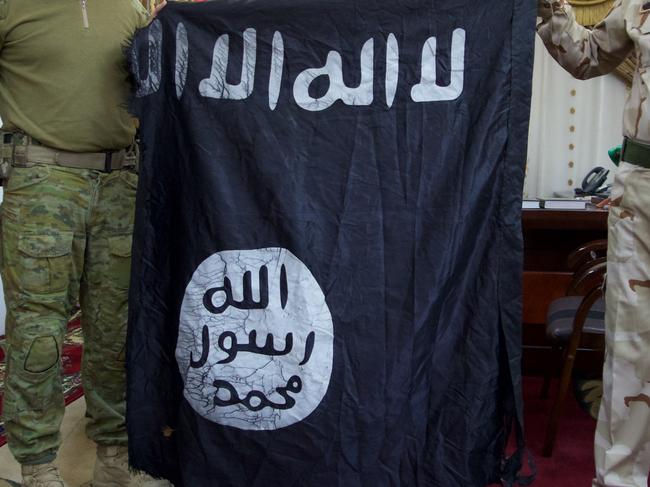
[
  {"left": 132, "top": 19, "right": 163, "bottom": 98},
  {"left": 200, "top": 28, "right": 258, "bottom": 100},
  {"left": 411, "top": 28, "right": 466, "bottom": 102},
  {"left": 269, "top": 31, "right": 284, "bottom": 110},
  {"left": 177, "top": 248, "right": 334, "bottom": 431},
  {"left": 134, "top": 23, "right": 467, "bottom": 108},
  {"left": 293, "top": 38, "right": 374, "bottom": 111}
]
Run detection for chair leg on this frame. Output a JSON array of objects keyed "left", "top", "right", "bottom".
[
  {"left": 542, "top": 281, "right": 604, "bottom": 457},
  {"left": 540, "top": 344, "right": 561, "bottom": 399},
  {"left": 542, "top": 343, "right": 578, "bottom": 457}
]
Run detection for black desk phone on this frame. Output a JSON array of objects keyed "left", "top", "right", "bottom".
[{"left": 575, "top": 167, "right": 610, "bottom": 197}]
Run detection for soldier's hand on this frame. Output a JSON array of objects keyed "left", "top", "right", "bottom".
[
  {"left": 151, "top": 0, "right": 167, "bottom": 19},
  {"left": 596, "top": 198, "right": 611, "bottom": 209}
]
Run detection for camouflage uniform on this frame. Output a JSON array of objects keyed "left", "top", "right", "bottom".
[
  {"left": 538, "top": 1, "right": 650, "bottom": 485},
  {"left": 0, "top": 0, "right": 146, "bottom": 472},
  {"left": 1, "top": 157, "right": 138, "bottom": 465}
]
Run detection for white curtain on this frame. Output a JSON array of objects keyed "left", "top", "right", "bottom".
[{"left": 525, "top": 36, "right": 627, "bottom": 199}]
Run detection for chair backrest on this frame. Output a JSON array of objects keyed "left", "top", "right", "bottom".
[
  {"left": 567, "top": 259, "right": 607, "bottom": 297},
  {"left": 566, "top": 240, "right": 607, "bottom": 272}
]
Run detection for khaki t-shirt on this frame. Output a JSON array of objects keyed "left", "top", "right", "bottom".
[{"left": 0, "top": 0, "right": 148, "bottom": 152}]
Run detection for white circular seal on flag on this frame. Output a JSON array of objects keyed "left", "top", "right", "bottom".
[{"left": 176, "top": 248, "right": 334, "bottom": 430}]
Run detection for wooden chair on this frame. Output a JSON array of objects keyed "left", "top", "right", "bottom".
[
  {"left": 541, "top": 240, "right": 607, "bottom": 457},
  {"left": 540, "top": 239, "right": 607, "bottom": 399}
]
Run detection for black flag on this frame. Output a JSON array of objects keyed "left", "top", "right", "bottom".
[{"left": 127, "top": 1, "right": 536, "bottom": 485}]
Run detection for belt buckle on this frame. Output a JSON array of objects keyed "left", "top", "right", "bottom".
[{"left": 104, "top": 152, "right": 113, "bottom": 172}]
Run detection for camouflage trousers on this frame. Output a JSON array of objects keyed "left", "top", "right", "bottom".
[
  {"left": 594, "top": 162, "right": 650, "bottom": 487},
  {"left": 0, "top": 162, "right": 137, "bottom": 465}
]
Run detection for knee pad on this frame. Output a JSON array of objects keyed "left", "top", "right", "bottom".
[{"left": 24, "top": 335, "right": 59, "bottom": 373}]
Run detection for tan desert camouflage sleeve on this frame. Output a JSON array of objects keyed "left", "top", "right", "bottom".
[
  {"left": 131, "top": 0, "right": 150, "bottom": 29},
  {"left": 537, "top": 0, "right": 634, "bottom": 79}
]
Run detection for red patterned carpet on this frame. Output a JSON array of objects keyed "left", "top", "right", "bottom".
[
  {"left": 522, "top": 376, "right": 597, "bottom": 486},
  {"left": 0, "top": 316, "right": 84, "bottom": 448}
]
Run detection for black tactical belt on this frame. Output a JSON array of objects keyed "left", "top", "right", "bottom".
[{"left": 621, "top": 137, "right": 650, "bottom": 169}]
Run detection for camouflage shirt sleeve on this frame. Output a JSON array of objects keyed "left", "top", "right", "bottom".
[{"left": 537, "top": 0, "right": 634, "bottom": 79}]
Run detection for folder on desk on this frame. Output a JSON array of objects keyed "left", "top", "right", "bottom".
[{"left": 539, "top": 198, "right": 588, "bottom": 210}]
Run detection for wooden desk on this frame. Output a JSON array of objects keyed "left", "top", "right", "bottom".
[{"left": 522, "top": 207, "right": 608, "bottom": 375}]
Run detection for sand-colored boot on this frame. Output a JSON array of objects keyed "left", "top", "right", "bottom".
[
  {"left": 84, "top": 445, "right": 172, "bottom": 487},
  {"left": 87, "top": 445, "right": 130, "bottom": 486},
  {"left": 21, "top": 462, "right": 68, "bottom": 487}
]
